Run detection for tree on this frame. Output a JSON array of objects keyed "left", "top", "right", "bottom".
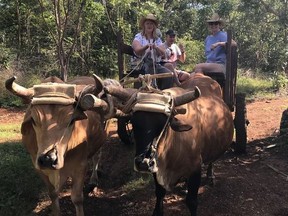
[
  {"left": 38, "top": 0, "right": 86, "bottom": 81},
  {"left": 0, "top": 0, "right": 287, "bottom": 81},
  {"left": 236, "top": 0, "right": 288, "bottom": 74}
]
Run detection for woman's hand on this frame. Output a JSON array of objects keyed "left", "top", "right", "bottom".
[
  {"left": 210, "top": 43, "right": 218, "bottom": 50},
  {"left": 142, "top": 44, "right": 165, "bottom": 56},
  {"left": 211, "top": 42, "right": 225, "bottom": 50}
]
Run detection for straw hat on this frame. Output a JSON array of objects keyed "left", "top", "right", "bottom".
[
  {"left": 139, "top": 14, "right": 159, "bottom": 29},
  {"left": 206, "top": 13, "right": 225, "bottom": 25}
]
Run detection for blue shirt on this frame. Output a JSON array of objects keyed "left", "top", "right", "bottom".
[{"left": 205, "top": 31, "right": 227, "bottom": 64}]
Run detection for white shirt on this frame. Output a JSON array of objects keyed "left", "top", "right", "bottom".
[
  {"left": 162, "top": 42, "right": 182, "bottom": 67},
  {"left": 132, "top": 33, "right": 163, "bottom": 62}
]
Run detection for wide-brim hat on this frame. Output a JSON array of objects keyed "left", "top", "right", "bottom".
[
  {"left": 206, "top": 13, "right": 225, "bottom": 25},
  {"left": 139, "top": 14, "right": 159, "bottom": 29}
]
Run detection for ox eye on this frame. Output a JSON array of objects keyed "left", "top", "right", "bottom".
[
  {"left": 68, "top": 119, "right": 75, "bottom": 127},
  {"left": 31, "top": 118, "right": 36, "bottom": 126}
]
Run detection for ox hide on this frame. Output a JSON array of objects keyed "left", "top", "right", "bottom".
[
  {"left": 155, "top": 84, "right": 234, "bottom": 190},
  {"left": 6, "top": 76, "right": 107, "bottom": 216},
  {"left": 100, "top": 73, "right": 233, "bottom": 190},
  {"left": 100, "top": 73, "right": 234, "bottom": 216},
  {"left": 181, "top": 72, "right": 223, "bottom": 98}
]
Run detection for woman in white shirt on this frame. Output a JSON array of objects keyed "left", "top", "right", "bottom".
[{"left": 132, "top": 14, "right": 174, "bottom": 90}]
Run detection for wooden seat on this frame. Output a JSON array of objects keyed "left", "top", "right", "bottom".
[
  {"left": 203, "top": 71, "right": 225, "bottom": 88},
  {"left": 117, "top": 31, "right": 145, "bottom": 81}
]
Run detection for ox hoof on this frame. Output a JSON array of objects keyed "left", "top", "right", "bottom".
[{"left": 85, "top": 183, "right": 98, "bottom": 193}]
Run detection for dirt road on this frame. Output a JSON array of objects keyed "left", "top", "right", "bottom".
[{"left": 1, "top": 98, "right": 288, "bottom": 216}]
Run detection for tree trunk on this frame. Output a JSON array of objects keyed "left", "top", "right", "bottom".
[{"left": 16, "top": 0, "right": 21, "bottom": 61}]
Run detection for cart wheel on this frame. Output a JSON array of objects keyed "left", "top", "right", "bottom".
[
  {"left": 234, "top": 93, "right": 248, "bottom": 154},
  {"left": 280, "top": 109, "right": 288, "bottom": 135},
  {"left": 117, "top": 116, "right": 134, "bottom": 146}
]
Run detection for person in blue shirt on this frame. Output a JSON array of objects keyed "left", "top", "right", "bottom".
[{"left": 194, "top": 13, "right": 237, "bottom": 76}]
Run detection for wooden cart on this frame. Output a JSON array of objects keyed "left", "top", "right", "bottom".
[{"left": 116, "top": 29, "right": 248, "bottom": 154}]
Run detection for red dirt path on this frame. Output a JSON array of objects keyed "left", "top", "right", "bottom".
[{"left": 1, "top": 98, "right": 288, "bottom": 216}]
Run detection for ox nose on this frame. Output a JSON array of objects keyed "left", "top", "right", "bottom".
[{"left": 38, "top": 151, "right": 58, "bottom": 168}]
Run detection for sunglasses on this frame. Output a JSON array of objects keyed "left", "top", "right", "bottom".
[{"left": 208, "top": 22, "right": 220, "bottom": 26}]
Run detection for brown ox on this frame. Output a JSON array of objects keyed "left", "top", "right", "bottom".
[
  {"left": 5, "top": 76, "right": 110, "bottom": 216},
  {"left": 86, "top": 73, "right": 234, "bottom": 216}
]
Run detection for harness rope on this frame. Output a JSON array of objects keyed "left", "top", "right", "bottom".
[
  {"left": 147, "top": 96, "right": 174, "bottom": 172},
  {"left": 122, "top": 89, "right": 174, "bottom": 173},
  {"left": 120, "top": 40, "right": 159, "bottom": 88},
  {"left": 119, "top": 50, "right": 149, "bottom": 83},
  {"left": 149, "top": 39, "right": 158, "bottom": 88}
]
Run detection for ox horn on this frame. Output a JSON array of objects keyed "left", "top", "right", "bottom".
[
  {"left": 173, "top": 86, "right": 201, "bottom": 107},
  {"left": 80, "top": 93, "right": 116, "bottom": 119},
  {"left": 75, "top": 74, "right": 105, "bottom": 99},
  {"left": 5, "top": 76, "right": 34, "bottom": 104},
  {"left": 104, "top": 85, "right": 136, "bottom": 101},
  {"left": 92, "top": 74, "right": 104, "bottom": 95},
  {"left": 80, "top": 94, "right": 109, "bottom": 112}
]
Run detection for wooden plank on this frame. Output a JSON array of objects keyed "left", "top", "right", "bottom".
[{"left": 224, "top": 29, "right": 232, "bottom": 109}]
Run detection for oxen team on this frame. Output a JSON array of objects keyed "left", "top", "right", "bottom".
[{"left": 6, "top": 72, "right": 234, "bottom": 216}]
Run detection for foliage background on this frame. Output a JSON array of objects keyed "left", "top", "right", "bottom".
[{"left": 0, "top": 0, "right": 287, "bottom": 105}]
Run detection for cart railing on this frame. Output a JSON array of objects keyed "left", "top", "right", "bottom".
[{"left": 224, "top": 29, "right": 238, "bottom": 112}]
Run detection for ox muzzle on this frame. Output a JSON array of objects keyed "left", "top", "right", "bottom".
[{"left": 37, "top": 148, "right": 58, "bottom": 169}]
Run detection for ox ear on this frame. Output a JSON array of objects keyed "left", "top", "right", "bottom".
[
  {"left": 21, "top": 110, "right": 33, "bottom": 135},
  {"left": 73, "top": 108, "right": 88, "bottom": 121},
  {"left": 170, "top": 117, "right": 192, "bottom": 132}
]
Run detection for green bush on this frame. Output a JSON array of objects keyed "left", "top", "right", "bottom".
[
  {"left": 236, "top": 69, "right": 285, "bottom": 100},
  {"left": 178, "top": 34, "right": 204, "bottom": 72},
  {"left": 272, "top": 72, "right": 288, "bottom": 91},
  {"left": 0, "top": 45, "right": 14, "bottom": 70},
  {"left": 0, "top": 68, "right": 42, "bottom": 107}
]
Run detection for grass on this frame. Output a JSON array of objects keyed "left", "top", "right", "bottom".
[
  {"left": 0, "top": 123, "right": 22, "bottom": 142},
  {"left": 122, "top": 175, "right": 153, "bottom": 193},
  {"left": 0, "top": 142, "right": 45, "bottom": 216},
  {"left": 236, "top": 71, "right": 287, "bottom": 101},
  {"left": 0, "top": 121, "right": 45, "bottom": 215},
  {"left": 236, "top": 75, "right": 274, "bottom": 99}
]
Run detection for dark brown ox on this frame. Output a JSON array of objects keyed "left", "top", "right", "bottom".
[
  {"left": 5, "top": 76, "right": 110, "bottom": 216},
  {"left": 93, "top": 73, "right": 234, "bottom": 216}
]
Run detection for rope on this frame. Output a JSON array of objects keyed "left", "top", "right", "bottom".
[
  {"left": 149, "top": 39, "right": 158, "bottom": 88},
  {"left": 150, "top": 93, "right": 174, "bottom": 159},
  {"left": 119, "top": 50, "right": 149, "bottom": 83},
  {"left": 120, "top": 40, "right": 159, "bottom": 89},
  {"left": 121, "top": 90, "right": 139, "bottom": 114}
]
